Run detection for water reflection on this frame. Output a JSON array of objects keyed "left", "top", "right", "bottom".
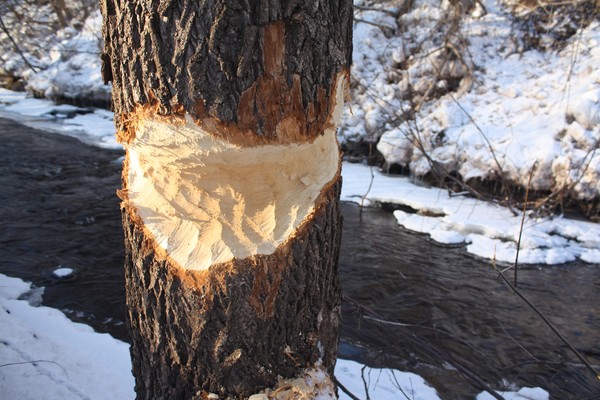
[{"left": 339, "top": 202, "right": 600, "bottom": 398}]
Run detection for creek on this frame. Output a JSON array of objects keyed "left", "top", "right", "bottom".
[{"left": 0, "top": 118, "right": 598, "bottom": 399}]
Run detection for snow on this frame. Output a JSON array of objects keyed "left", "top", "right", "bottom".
[
  {"left": 341, "top": 162, "right": 600, "bottom": 264},
  {"left": 1, "top": 272, "right": 443, "bottom": 400},
  {"left": 0, "top": 270, "right": 547, "bottom": 400},
  {"left": 52, "top": 267, "right": 75, "bottom": 278},
  {"left": 476, "top": 386, "right": 549, "bottom": 400},
  {"left": 347, "top": 0, "right": 600, "bottom": 202},
  {"left": 336, "top": 359, "right": 441, "bottom": 400},
  {"left": 0, "top": 9, "right": 110, "bottom": 104},
  {"left": 0, "top": 88, "right": 119, "bottom": 149},
  {"left": 0, "top": 274, "right": 134, "bottom": 400}
]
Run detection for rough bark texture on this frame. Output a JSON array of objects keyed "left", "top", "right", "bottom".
[
  {"left": 101, "top": 0, "right": 353, "bottom": 141},
  {"left": 102, "top": 0, "right": 351, "bottom": 398},
  {"left": 122, "top": 180, "right": 342, "bottom": 399}
]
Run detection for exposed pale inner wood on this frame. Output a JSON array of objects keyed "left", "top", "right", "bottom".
[{"left": 126, "top": 93, "right": 343, "bottom": 271}]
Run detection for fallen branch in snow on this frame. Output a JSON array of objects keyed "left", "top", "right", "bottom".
[
  {"left": 353, "top": 4, "right": 401, "bottom": 18},
  {"left": 0, "top": 359, "right": 67, "bottom": 375},
  {"left": 353, "top": 18, "right": 396, "bottom": 33},
  {"left": 333, "top": 376, "right": 361, "bottom": 400}
]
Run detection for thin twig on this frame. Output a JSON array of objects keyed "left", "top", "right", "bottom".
[
  {"left": 354, "top": 5, "right": 401, "bottom": 18},
  {"left": 359, "top": 143, "right": 375, "bottom": 221},
  {"left": 0, "top": 14, "right": 39, "bottom": 73},
  {"left": 353, "top": 18, "right": 396, "bottom": 32},
  {"left": 0, "top": 359, "right": 67, "bottom": 375},
  {"left": 513, "top": 161, "right": 537, "bottom": 287},
  {"left": 448, "top": 358, "right": 505, "bottom": 400},
  {"left": 501, "top": 360, "right": 600, "bottom": 371},
  {"left": 361, "top": 364, "right": 371, "bottom": 400},
  {"left": 363, "top": 315, "right": 414, "bottom": 328},
  {"left": 495, "top": 157, "right": 600, "bottom": 380},
  {"left": 388, "top": 368, "right": 413, "bottom": 400},
  {"left": 498, "top": 321, "right": 538, "bottom": 362}
]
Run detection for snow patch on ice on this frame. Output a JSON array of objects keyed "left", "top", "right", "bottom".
[
  {"left": 0, "top": 93, "right": 119, "bottom": 149},
  {"left": 476, "top": 386, "right": 550, "bottom": 400},
  {"left": 52, "top": 267, "right": 74, "bottom": 278}
]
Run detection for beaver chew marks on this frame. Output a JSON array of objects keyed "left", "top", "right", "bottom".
[{"left": 126, "top": 117, "right": 340, "bottom": 271}]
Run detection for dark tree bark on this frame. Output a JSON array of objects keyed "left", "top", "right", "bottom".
[
  {"left": 101, "top": 0, "right": 353, "bottom": 143},
  {"left": 101, "top": 1, "right": 352, "bottom": 398}
]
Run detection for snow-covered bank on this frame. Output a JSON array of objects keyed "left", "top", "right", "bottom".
[
  {"left": 1, "top": 273, "right": 551, "bottom": 400},
  {"left": 0, "top": 7, "right": 110, "bottom": 105},
  {"left": 0, "top": 88, "right": 117, "bottom": 148},
  {"left": 344, "top": 0, "right": 600, "bottom": 211},
  {"left": 2, "top": 0, "right": 600, "bottom": 263},
  {"left": 341, "top": 162, "right": 600, "bottom": 264},
  {"left": 3, "top": 0, "right": 599, "bottom": 207},
  {"left": 0, "top": 274, "right": 134, "bottom": 400}
]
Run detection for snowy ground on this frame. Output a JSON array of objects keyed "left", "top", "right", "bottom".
[{"left": 1, "top": 0, "right": 597, "bottom": 398}]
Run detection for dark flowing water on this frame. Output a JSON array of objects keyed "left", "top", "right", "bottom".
[
  {"left": 338, "top": 205, "right": 600, "bottom": 399},
  {"left": 0, "top": 118, "right": 128, "bottom": 339},
  {"left": 1, "top": 118, "right": 598, "bottom": 399}
]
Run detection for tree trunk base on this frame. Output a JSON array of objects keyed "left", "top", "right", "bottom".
[{"left": 122, "top": 178, "right": 342, "bottom": 399}]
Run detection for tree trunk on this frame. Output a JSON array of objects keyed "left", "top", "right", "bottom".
[
  {"left": 51, "top": 0, "right": 70, "bottom": 28},
  {"left": 101, "top": 1, "right": 352, "bottom": 398}
]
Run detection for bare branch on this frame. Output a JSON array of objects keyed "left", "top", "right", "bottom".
[
  {"left": 0, "top": 13, "right": 39, "bottom": 73},
  {"left": 513, "top": 161, "right": 537, "bottom": 287},
  {"left": 333, "top": 376, "right": 361, "bottom": 400},
  {"left": 354, "top": 5, "right": 401, "bottom": 18}
]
